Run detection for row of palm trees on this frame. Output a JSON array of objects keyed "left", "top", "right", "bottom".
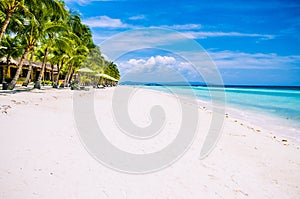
[{"left": 0, "top": 0, "right": 119, "bottom": 90}]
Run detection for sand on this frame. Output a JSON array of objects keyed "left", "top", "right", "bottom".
[{"left": 0, "top": 86, "right": 299, "bottom": 199}]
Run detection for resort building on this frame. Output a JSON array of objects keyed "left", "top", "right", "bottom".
[{"left": 0, "top": 58, "right": 58, "bottom": 83}]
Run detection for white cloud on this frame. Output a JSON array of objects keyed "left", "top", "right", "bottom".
[
  {"left": 209, "top": 50, "right": 300, "bottom": 69},
  {"left": 115, "top": 50, "right": 300, "bottom": 83},
  {"left": 118, "top": 56, "right": 190, "bottom": 82},
  {"left": 160, "top": 24, "right": 202, "bottom": 30},
  {"left": 154, "top": 55, "right": 176, "bottom": 65},
  {"left": 82, "top": 16, "right": 128, "bottom": 28},
  {"left": 128, "top": 58, "right": 146, "bottom": 66},
  {"left": 117, "top": 55, "right": 200, "bottom": 82},
  {"left": 129, "top": 15, "right": 145, "bottom": 20},
  {"left": 183, "top": 31, "right": 275, "bottom": 40},
  {"left": 145, "top": 56, "right": 156, "bottom": 67},
  {"left": 120, "top": 56, "right": 176, "bottom": 71}
]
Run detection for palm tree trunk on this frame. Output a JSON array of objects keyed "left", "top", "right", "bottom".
[
  {"left": 54, "top": 60, "right": 63, "bottom": 88},
  {"left": 0, "top": 9, "right": 15, "bottom": 43},
  {"left": 7, "top": 46, "right": 31, "bottom": 90},
  {"left": 2, "top": 55, "right": 10, "bottom": 83},
  {"left": 51, "top": 64, "right": 54, "bottom": 83},
  {"left": 2, "top": 67, "right": 6, "bottom": 83},
  {"left": 67, "top": 68, "right": 74, "bottom": 84},
  {"left": 34, "top": 47, "right": 49, "bottom": 89},
  {"left": 61, "top": 63, "right": 72, "bottom": 87},
  {"left": 23, "top": 50, "right": 35, "bottom": 87}
]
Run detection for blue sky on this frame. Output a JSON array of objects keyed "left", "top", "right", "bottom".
[{"left": 65, "top": 0, "right": 300, "bottom": 85}]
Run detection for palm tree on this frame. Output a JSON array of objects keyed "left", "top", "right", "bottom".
[
  {"left": 60, "top": 44, "right": 89, "bottom": 87},
  {"left": 48, "top": 39, "right": 69, "bottom": 88},
  {"left": 0, "top": 0, "right": 24, "bottom": 43},
  {"left": 53, "top": 54, "right": 67, "bottom": 88},
  {"left": 3, "top": 1, "right": 109, "bottom": 90},
  {"left": 34, "top": 46, "right": 50, "bottom": 88},
  {"left": 6, "top": 5, "right": 38, "bottom": 90},
  {"left": 34, "top": 27, "right": 69, "bottom": 88},
  {"left": 6, "top": 18, "right": 36, "bottom": 90},
  {"left": 33, "top": 1, "right": 67, "bottom": 89},
  {"left": 7, "top": 0, "right": 67, "bottom": 90},
  {"left": 59, "top": 13, "right": 94, "bottom": 87},
  {"left": 0, "top": 0, "right": 63, "bottom": 43},
  {"left": 22, "top": 48, "right": 34, "bottom": 86},
  {"left": 104, "top": 61, "right": 120, "bottom": 80},
  {"left": 82, "top": 47, "right": 105, "bottom": 72},
  {"left": 0, "top": 34, "right": 22, "bottom": 83}
]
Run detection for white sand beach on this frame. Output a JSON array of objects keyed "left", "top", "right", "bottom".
[{"left": 0, "top": 87, "right": 299, "bottom": 198}]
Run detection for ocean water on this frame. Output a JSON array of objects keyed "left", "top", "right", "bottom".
[
  {"left": 140, "top": 85, "right": 300, "bottom": 141},
  {"left": 195, "top": 86, "right": 300, "bottom": 121}
]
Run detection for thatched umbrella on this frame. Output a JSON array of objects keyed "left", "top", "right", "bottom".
[
  {"left": 95, "top": 73, "right": 118, "bottom": 86},
  {"left": 77, "top": 67, "right": 94, "bottom": 73},
  {"left": 77, "top": 67, "right": 95, "bottom": 86}
]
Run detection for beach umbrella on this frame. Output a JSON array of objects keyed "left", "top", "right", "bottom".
[
  {"left": 95, "top": 73, "right": 118, "bottom": 86},
  {"left": 95, "top": 73, "right": 118, "bottom": 81},
  {"left": 77, "top": 67, "right": 95, "bottom": 73},
  {"left": 76, "top": 68, "right": 95, "bottom": 86}
]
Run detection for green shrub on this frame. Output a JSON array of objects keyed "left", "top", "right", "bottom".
[
  {"left": 80, "top": 76, "right": 92, "bottom": 86},
  {"left": 18, "top": 77, "right": 26, "bottom": 82},
  {"left": 70, "top": 82, "right": 79, "bottom": 90},
  {"left": 16, "top": 77, "right": 26, "bottom": 85},
  {"left": 41, "top": 80, "right": 52, "bottom": 85}
]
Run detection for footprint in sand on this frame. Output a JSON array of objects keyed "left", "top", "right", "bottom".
[
  {"left": 1, "top": 105, "right": 12, "bottom": 114},
  {"left": 10, "top": 100, "right": 26, "bottom": 105}
]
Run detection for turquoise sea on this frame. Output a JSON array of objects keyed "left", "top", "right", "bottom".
[{"left": 140, "top": 85, "right": 300, "bottom": 141}]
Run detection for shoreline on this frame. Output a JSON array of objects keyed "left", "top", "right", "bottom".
[
  {"left": 223, "top": 104, "right": 300, "bottom": 144},
  {"left": 0, "top": 86, "right": 300, "bottom": 198},
  {"left": 136, "top": 85, "right": 300, "bottom": 145}
]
